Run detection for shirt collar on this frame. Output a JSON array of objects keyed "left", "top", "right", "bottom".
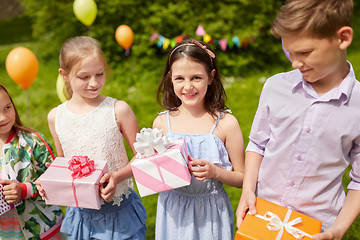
[{"left": 290, "top": 61, "right": 356, "bottom": 104}]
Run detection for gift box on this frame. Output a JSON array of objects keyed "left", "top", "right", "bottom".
[
  {"left": 131, "top": 128, "right": 191, "bottom": 197},
  {"left": 39, "top": 156, "right": 108, "bottom": 210},
  {"left": 0, "top": 184, "right": 22, "bottom": 215},
  {"left": 235, "top": 197, "right": 322, "bottom": 240}
]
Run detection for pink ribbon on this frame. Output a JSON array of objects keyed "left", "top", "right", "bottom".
[{"left": 68, "top": 156, "right": 95, "bottom": 180}]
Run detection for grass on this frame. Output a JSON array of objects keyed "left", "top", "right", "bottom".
[{"left": 1, "top": 17, "right": 360, "bottom": 240}]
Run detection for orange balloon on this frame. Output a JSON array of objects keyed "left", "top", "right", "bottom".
[
  {"left": 5, "top": 47, "right": 39, "bottom": 90},
  {"left": 115, "top": 25, "right": 134, "bottom": 50}
]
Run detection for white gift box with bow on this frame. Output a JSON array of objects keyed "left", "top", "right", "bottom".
[{"left": 131, "top": 128, "right": 191, "bottom": 197}]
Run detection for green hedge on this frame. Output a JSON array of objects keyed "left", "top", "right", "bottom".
[{"left": 20, "top": 0, "right": 286, "bottom": 77}]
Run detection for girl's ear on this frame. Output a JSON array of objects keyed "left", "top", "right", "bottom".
[
  {"left": 209, "top": 69, "right": 216, "bottom": 85},
  {"left": 59, "top": 68, "right": 68, "bottom": 82},
  {"left": 337, "top": 26, "right": 353, "bottom": 50}
]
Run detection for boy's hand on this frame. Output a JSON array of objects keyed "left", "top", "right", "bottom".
[
  {"left": 189, "top": 156, "right": 219, "bottom": 181},
  {"left": 235, "top": 190, "right": 257, "bottom": 228},
  {"left": 313, "top": 228, "right": 343, "bottom": 240},
  {"left": 99, "top": 173, "right": 116, "bottom": 202},
  {"left": 0, "top": 180, "right": 22, "bottom": 204}
]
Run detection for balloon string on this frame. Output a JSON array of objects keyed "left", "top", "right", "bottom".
[
  {"left": 88, "top": 26, "right": 92, "bottom": 37},
  {"left": 25, "top": 90, "right": 32, "bottom": 128},
  {"left": 125, "top": 49, "right": 130, "bottom": 56}
]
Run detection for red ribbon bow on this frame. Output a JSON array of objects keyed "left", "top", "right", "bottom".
[{"left": 68, "top": 156, "right": 95, "bottom": 179}]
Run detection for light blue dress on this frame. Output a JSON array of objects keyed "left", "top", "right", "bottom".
[{"left": 155, "top": 110, "right": 234, "bottom": 240}]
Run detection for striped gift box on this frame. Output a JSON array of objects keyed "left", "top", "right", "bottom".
[{"left": 131, "top": 138, "right": 191, "bottom": 197}]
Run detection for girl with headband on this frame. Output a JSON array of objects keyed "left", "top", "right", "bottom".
[{"left": 153, "top": 39, "right": 245, "bottom": 239}]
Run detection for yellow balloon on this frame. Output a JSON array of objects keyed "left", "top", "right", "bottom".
[
  {"left": 73, "top": 0, "right": 97, "bottom": 27},
  {"left": 5, "top": 47, "right": 39, "bottom": 90},
  {"left": 56, "top": 74, "right": 68, "bottom": 103}
]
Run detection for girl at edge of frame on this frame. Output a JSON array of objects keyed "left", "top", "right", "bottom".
[
  {"left": 38, "top": 36, "right": 147, "bottom": 240},
  {"left": 153, "top": 39, "right": 245, "bottom": 240},
  {"left": 0, "top": 84, "right": 66, "bottom": 240}
]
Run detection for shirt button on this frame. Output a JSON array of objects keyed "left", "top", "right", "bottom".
[
  {"left": 306, "top": 128, "right": 312, "bottom": 133},
  {"left": 290, "top": 181, "right": 295, "bottom": 186},
  {"left": 297, "top": 155, "right": 302, "bottom": 161}
]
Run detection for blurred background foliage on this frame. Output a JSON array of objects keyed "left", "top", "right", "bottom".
[
  {"left": 20, "top": 0, "right": 286, "bottom": 77},
  {"left": 1, "top": 1, "right": 360, "bottom": 239}
]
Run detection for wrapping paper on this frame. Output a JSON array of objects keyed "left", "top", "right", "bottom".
[
  {"left": 131, "top": 129, "right": 190, "bottom": 197},
  {"left": 39, "top": 157, "right": 108, "bottom": 210},
  {"left": 235, "top": 197, "right": 322, "bottom": 240}
]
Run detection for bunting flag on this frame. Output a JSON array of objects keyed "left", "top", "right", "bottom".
[{"left": 150, "top": 24, "right": 259, "bottom": 51}]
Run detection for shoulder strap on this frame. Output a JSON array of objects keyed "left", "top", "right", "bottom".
[
  {"left": 210, "top": 109, "right": 232, "bottom": 134},
  {"left": 22, "top": 128, "right": 56, "bottom": 161},
  {"left": 158, "top": 110, "right": 171, "bottom": 134}
]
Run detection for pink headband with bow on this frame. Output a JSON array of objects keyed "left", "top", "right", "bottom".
[{"left": 169, "top": 40, "right": 216, "bottom": 66}]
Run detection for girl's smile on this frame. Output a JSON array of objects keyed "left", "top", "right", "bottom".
[{"left": 171, "top": 58, "right": 212, "bottom": 108}]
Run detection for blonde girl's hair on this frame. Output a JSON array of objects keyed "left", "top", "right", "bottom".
[
  {"left": 272, "top": 0, "right": 353, "bottom": 38},
  {"left": 59, "top": 36, "right": 110, "bottom": 99},
  {"left": 0, "top": 84, "right": 23, "bottom": 131},
  {"left": 157, "top": 39, "right": 228, "bottom": 118}
]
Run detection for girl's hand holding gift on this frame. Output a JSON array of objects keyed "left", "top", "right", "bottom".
[
  {"left": 35, "top": 162, "right": 51, "bottom": 200},
  {"left": 99, "top": 173, "right": 116, "bottom": 202},
  {"left": 0, "top": 179, "right": 22, "bottom": 204},
  {"left": 189, "top": 156, "right": 220, "bottom": 181}
]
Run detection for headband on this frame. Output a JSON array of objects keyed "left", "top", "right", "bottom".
[{"left": 168, "top": 40, "right": 216, "bottom": 66}]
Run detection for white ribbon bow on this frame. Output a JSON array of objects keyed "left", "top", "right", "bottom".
[
  {"left": 133, "top": 128, "right": 174, "bottom": 158},
  {"left": 254, "top": 211, "right": 314, "bottom": 239}
]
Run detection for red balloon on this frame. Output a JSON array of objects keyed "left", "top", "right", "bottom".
[{"left": 115, "top": 25, "right": 134, "bottom": 50}]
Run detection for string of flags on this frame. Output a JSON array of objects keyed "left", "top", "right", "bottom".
[{"left": 150, "top": 24, "right": 259, "bottom": 51}]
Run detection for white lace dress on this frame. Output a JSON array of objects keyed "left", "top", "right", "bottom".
[
  {"left": 55, "top": 96, "right": 132, "bottom": 204},
  {"left": 55, "top": 97, "right": 146, "bottom": 239}
]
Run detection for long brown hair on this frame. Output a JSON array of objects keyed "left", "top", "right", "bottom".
[{"left": 157, "top": 39, "right": 227, "bottom": 118}]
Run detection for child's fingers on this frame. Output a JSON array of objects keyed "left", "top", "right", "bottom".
[
  {"left": 45, "top": 162, "right": 51, "bottom": 168},
  {"left": 100, "top": 190, "right": 115, "bottom": 202},
  {"left": 99, "top": 173, "right": 110, "bottom": 184},
  {"left": 0, "top": 179, "right": 13, "bottom": 186},
  {"left": 189, "top": 158, "right": 205, "bottom": 166},
  {"left": 35, "top": 181, "right": 47, "bottom": 199}
]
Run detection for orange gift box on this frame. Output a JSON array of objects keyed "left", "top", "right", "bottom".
[{"left": 235, "top": 197, "right": 322, "bottom": 240}]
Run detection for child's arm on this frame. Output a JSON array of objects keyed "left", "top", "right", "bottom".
[
  {"left": 47, "top": 108, "right": 64, "bottom": 157},
  {"left": 235, "top": 151, "right": 263, "bottom": 228},
  {"left": 36, "top": 108, "right": 64, "bottom": 199},
  {"left": 314, "top": 189, "right": 360, "bottom": 240},
  {"left": 99, "top": 100, "right": 139, "bottom": 202},
  {"left": 188, "top": 113, "right": 244, "bottom": 187}
]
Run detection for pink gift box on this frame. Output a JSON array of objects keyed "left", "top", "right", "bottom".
[
  {"left": 0, "top": 184, "right": 22, "bottom": 215},
  {"left": 131, "top": 138, "right": 191, "bottom": 197},
  {"left": 39, "top": 157, "right": 108, "bottom": 210}
]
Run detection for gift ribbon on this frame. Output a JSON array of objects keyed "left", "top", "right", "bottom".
[
  {"left": 68, "top": 156, "right": 95, "bottom": 179},
  {"left": 134, "top": 128, "right": 174, "bottom": 158},
  {"left": 49, "top": 160, "right": 104, "bottom": 208},
  {"left": 253, "top": 210, "right": 314, "bottom": 239}
]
